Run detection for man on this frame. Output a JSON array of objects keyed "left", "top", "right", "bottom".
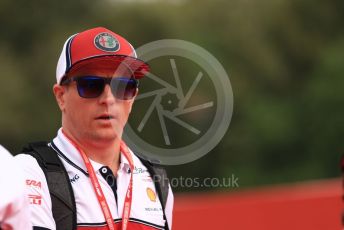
[
  {"left": 0, "top": 145, "right": 32, "bottom": 230},
  {"left": 16, "top": 27, "right": 173, "bottom": 230}
]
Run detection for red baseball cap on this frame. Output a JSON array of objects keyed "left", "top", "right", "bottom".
[{"left": 56, "top": 27, "right": 149, "bottom": 84}]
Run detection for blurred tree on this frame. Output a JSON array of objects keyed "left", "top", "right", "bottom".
[{"left": 0, "top": 0, "right": 343, "bottom": 191}]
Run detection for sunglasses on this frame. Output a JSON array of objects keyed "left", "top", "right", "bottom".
[{"left": 61, "top": 76, "right": 139, "bottom": 99}]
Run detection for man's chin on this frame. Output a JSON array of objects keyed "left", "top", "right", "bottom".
[{"left": 89, "top": 128, "right": 122, "bottom": 142}]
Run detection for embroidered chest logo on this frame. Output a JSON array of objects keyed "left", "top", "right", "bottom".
[
  {"left": 146, "top": 187, "right": 157, "bottom": 202},
  {"left": 94, "top": 32, "right": 120, "bottom": 52},
  {"left": 133, "top": 166, "right": 148, "bottom": 174}
]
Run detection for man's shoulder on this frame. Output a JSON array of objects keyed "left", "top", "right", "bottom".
[
  {"left": 130, "top": 150, "right": 163, "bottom": 168},
  {"left": 15, "top": 152, "right": 41, "bottom": 168},
  {"left": 15, "top": 152, "right": 46, "bottom": 181},
  {"left": 16, "top": 141, "right": 60, "bottom": 165}
]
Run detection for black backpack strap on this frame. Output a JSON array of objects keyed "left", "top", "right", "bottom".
[
  {"left": 22, "top": 142, "right": 77, "bottom": 230},
  {"left": 139, "top": 157, "right": 170, "bottom": 230}
]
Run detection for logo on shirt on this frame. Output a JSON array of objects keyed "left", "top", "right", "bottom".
[
  {"left": 28, "top": 194, "right": 42, "bottom": 205},
  {"left": 146, "top": 187, "right": 156, "bottom": 202},
  {"left": 70, "top": 174, "right": 80, "bottom": 184},
  {"left": 133, "top": 166, "right": 148, "bottom": 174},
  {"left": 26, "top": 179, "right": 41, "bottom": 189}
]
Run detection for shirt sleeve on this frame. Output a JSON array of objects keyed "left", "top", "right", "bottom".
[
  {"left": 165, "top": 184, "right": 174, "bottom": 229},
  {"left": 15, "top": 154, "right": 56, "bottom": 230}
]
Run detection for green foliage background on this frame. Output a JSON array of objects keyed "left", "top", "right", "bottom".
[{"left": 0, "top": 0, "right": 343, "bottom": 192}]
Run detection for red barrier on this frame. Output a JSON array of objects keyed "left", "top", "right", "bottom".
[{"left": 173, "top": 178, "right": 341, "bottom": 230}]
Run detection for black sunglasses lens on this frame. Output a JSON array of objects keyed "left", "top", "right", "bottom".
[
  {"left": 110, "top": 78, "right": 138, "bottom": 100},
  {"left": 76, "top": 77, "right": 105, "bottom": 98}
]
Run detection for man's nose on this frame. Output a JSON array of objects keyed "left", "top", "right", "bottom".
[{"left": 99, "top": 84, "right": 115, "bottom": 104}]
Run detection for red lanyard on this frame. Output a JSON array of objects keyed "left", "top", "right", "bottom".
[{"left": 62, "top": 130, "right": 134, "bottom": 230}]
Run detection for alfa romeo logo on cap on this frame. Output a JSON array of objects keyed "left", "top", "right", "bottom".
[{"left": 94, "top": 32, "right": 120, "bottom": 52}]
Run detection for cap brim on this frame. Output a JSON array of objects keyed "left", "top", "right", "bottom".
[{"left": 65, "top": 55, "right": 150, "bottom": 80}]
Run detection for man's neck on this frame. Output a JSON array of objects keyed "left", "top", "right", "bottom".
[
  {"left": 82, "top": 140, "right": 121, "bottom": 175},
  {"left": 62, "top": 129, "right": 121, "bottom": 175}
]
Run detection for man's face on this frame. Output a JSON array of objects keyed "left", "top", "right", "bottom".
[{"left": 54, "top": 64, "right": 137, "bottom": 144}]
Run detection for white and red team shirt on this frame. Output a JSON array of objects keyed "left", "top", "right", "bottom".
[
  {"left": 0, "top": 145, "right": 32, "bottom": 230},
  {"left": 15, "top": 129, "right": 173, "bottom": 230}
]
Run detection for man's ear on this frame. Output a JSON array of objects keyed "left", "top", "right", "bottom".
[{"left": 53, "top": 84, "right": 67, "bottom": 112}]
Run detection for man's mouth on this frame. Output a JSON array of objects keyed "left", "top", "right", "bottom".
[{"left": 96, "top": 115, "right": 114, "bottom": 120}]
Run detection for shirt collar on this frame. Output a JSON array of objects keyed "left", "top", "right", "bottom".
[{"left": 52, "top": 128, "right": 131, "bottom": 173}]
